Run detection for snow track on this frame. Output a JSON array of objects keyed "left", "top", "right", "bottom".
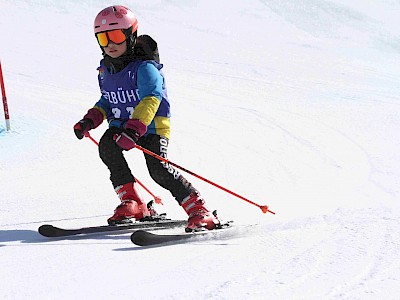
[{"left": 1, "top": 0, "right": 399, "bottom": 299}]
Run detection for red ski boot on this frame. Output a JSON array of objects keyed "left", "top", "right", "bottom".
[
  {"left": 181, "top": 192, "right": 220, "bottom": 232},
  {"left": 107, "top": 182, "right": 151, "bottom": 225}
]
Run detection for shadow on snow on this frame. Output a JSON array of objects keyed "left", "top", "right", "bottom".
[{"left": 0, "top": 229, "right": 131, "bottom": 245}]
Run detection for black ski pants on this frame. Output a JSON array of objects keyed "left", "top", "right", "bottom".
[{"left": 98, "top": 127, "right": 196, "bottom": 203}]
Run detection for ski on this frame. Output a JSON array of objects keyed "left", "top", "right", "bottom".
[
  {"left": 131, "top": 221, "right": 234, "bottom": 246},
  {"left": 38, "top": 219, "right": 187, "bottom": 238}
]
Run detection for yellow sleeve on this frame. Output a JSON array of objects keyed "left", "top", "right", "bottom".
[{"left": 131, "top": 95, "right": 160, "bottom": 126}]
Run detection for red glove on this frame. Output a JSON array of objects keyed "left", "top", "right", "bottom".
[
  {"left": 74, "top": 108, "right": 104, "bottom": 140},
  {"left": 114, "top": 119, "right": 147, "bottom": 150},
  {"left": 113, "top": 132, "right": 137, "bottom": 150},
  {"left": 73, "top": 119, "right": 93, "bottom": 140}
]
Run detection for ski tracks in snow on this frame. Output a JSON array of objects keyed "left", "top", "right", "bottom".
[
  {"left": 253, "top": 207, "right": 400, "bottom": 299},
  {"left": 131, "top": 208, "right": 400, "bottom": 299}
]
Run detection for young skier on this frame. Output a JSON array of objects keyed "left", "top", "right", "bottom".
[{"left": 73, "top": 5, "right": 220, "bottom": 231}]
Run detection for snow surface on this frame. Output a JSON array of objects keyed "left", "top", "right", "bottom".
[{"left": 1, "top": 0, "right": 400, "bottom": 299}]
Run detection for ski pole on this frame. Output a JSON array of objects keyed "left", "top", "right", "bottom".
[
  {"left": 133, "top": 140, "right": 274, "bottom": 215},
  {"left": 0, "top": 60, "right": 11, "bottom": 131},
  {"left": 84, "top": 132, "right": 163, "bottom": 204}
]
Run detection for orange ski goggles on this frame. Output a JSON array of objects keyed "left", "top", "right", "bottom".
[{"left": 96, "top": 29, "right": 127, "bottom": 47}]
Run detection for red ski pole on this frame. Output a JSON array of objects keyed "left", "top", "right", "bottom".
[
  {"left": 0, "top": 60, "right": 11, "bottom": 131},
  {"left": 84, "top": 132, "right": 163, "bottom": 204},
  {"left": 133, "top": 141, "right": 274, "bottom": 215}
]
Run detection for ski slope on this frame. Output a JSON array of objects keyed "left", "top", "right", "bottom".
[{"left": 1, "top": 0, "right": 399, "bottom": 299}]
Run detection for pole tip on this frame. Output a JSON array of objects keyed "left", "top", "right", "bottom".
[
  {"left": 154, "top": 196, "right": 163, "bottom": 205},
  {"left": 260, "top": 205, "right": 275, "bottom": 214}
]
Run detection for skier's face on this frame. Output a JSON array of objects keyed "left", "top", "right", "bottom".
[{"left": 103, "top": 41, "right": 127, "bottom": 58}]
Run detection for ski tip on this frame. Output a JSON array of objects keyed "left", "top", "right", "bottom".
[
  {"left": 130, "top": 230, "right": 155, "bottom": 246},
  {"left": 38, "top": 224, "right": 57, "bottom": 237}
]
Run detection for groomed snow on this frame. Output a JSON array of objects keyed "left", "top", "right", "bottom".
[{"left": 1, "top": 1, "right": 399, "bottom": 299}]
